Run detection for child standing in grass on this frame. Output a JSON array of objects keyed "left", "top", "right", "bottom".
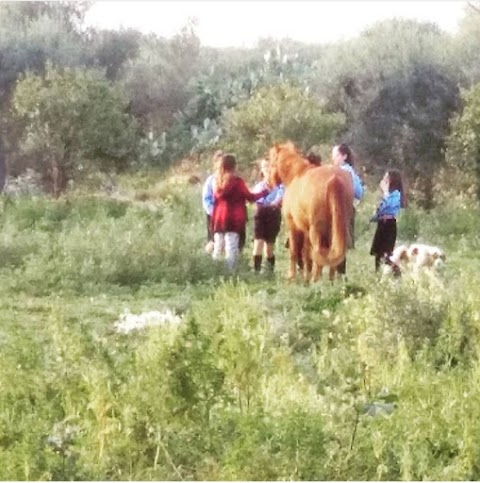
[
  {"left": 211, "top": 154, "right": 269, "bottom": 271},
  {"left": 251, "top": 158, "right": 284, "bottom": 273},
  {"left": 202, "top": 150, "right": 223, "bottom": 253},
  {"left": 370, "top": 169, "right": 406, "bottom": 272}
]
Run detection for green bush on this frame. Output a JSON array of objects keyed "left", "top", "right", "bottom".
[
  {"left": 12, "top": 64, "right": 139, "bottom": 195},
  {"left": 220, "top": 83, "right": 345, "bottom": 167},
  {"left": 446, "top": 81, "right": 480, "bottom": 199}
]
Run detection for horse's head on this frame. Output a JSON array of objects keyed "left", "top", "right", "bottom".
[
  {"left": 267, "top": 144, "right": 283, "bottom": 187},
  {"left": 267, "top": 141, "right": 309, "bottom": 187}
]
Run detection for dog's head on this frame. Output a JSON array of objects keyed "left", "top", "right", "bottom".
[
  {"left": 407, "top": 244, "right": 446, "bottom": 269},
  {"left": 429, "top": 246, "right": 446, "bottom": 269}
]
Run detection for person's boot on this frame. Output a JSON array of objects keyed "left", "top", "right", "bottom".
[
  {"left": 267, "top": 255, "right": 275, "bottom": 272},
  {"left": 253, "top": 255, "right": 262, "bottom": 272}
]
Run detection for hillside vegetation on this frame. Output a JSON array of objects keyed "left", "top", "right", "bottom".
[
  {"left": 0, "top": 175, "right": 478, "bottom": 479},
  {"left": 1, "top": 1, "right": 480, "bottom": 480}
]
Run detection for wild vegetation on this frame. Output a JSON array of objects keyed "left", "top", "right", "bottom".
[
  {"left": 0, "top": 176, "right": 479, "bottom": 480},
  {"left": 0, "top": 1, "right": 480, "bottom": 480}
]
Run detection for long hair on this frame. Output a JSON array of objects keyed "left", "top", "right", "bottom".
[
  {"left": 305, "top": 151, "right": 322, "bottom": 166},
  {"left": 215, "top": 154, "right": 237, "bottom": 189},
  {"left": 336, "top": 143, "right": 355, "bottom": 167},
  {"left": 388, "top": 169, "right": 407, "bottom": 208}
]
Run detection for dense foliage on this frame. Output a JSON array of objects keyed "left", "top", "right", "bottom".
[
  {"left": 446, "top": 82, "right": 480, "bottom": 198},
  {"left": 0, "top": 5, "right": 480, "bottom": 477},
  {"left": 12, "top": 64, "right": 139, "bottom": 195},
  {"left": 0, "top": 173, "right": 478, "bottom": 479},
  {"left": 220, "top": 83, "right": 345, "bottom": 166},
  {"left": 0, "top": 1, "right": 479, "bottom": 202}
]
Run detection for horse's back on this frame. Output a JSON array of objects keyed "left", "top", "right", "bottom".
[{"left": 287, "top": 165, "right": 352, "bottom": 212}]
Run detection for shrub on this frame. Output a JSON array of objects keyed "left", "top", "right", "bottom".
[
  {"left": 12, "top": 63, "right": 139, "bottom": 196},
  {"left": 220, "top": 83, "right": 345, "bottom": 167}
]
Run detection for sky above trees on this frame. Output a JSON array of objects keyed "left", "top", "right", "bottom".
[{"left": 84, "top": 1, "right": 468, "bottom": 47}]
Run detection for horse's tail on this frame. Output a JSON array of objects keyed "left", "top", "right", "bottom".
[
  {"left": 327, "top": 175, "right": 349, "bottom": 266},
  {"left": 311, "top": 174, "right": 349, "bottom": 268}
]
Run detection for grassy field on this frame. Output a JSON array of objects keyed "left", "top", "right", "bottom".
[{"left": 0, "top": 173, "right": 479, "bottom": 480}]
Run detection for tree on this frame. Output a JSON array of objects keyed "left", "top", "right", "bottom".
[
  {"left": 119, "top": 21, "right": 200, "bottom": 133},
  {"left": 445, "top": 82, "right": 480, "bottom": 200},
  {"left": 454, "top": 3, "right": 480, "bottom": 87},
  {"left": 0, "top": 2, "right": 89, "bottom": 101},
  {"left": 162, "top": 37, "right": 319, "bottom": 164},
  {"left": 12, "top": 64, "right": 138, "bottom": 196},
  {"left": 355, "top": 63, "right": 459, "bottom": 207},
  {"left": 0, "top": 135, "right": 6, "bottom": 192},
  {"left": 310, "top": 19, "right": 460, "bottom": 207},
  {"left": 0, "top": 1, "right": 90, "bottom": 31},
  {"left": 87, "top": 28, "right": 142, "bottom": 81},
  {"left": 0, "top": 1, "right": 92, "bottom": 184},
  {"left": 220, "top": 83, "right": 345, "bottom": 168}
]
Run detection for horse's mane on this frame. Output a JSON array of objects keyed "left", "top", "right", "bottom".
[{"left": 269, "top": 141, "right": 313, "bottom": 186}]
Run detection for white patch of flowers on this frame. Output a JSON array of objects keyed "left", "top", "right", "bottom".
[{"left": 114, "top": 309, "right": 182, "bottom": 334}]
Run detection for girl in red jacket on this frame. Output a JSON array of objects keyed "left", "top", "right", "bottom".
[{"left": 211, "top": 154, "right": 269, "bottom": 270}]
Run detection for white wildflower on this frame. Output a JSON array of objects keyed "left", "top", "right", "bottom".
[{"left": 114, "top": 309, "right": 182, "bottom": 334}]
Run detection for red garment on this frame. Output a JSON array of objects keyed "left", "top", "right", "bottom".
[{"left": 211, "top": 176, "right": 268, "bottom": 234}]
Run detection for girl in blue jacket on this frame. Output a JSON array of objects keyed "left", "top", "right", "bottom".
[{"left": 370, "top": 169, "right": 406, "bottom": 272}]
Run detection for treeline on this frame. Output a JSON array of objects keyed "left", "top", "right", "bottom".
[{"left": 1, "top": 1, "right": 480, "bottom": 205}]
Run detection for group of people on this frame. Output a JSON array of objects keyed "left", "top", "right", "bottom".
[
  {"left": 201, "top": 144, "right": 406, "bottom": 275},
  {"left": 202, "top": 150, "right": 281, "bottom": 272}
]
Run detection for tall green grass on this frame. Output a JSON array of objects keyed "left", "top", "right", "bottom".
[{"left": 0, "top": 181, "right": 478, "bottom": 479}]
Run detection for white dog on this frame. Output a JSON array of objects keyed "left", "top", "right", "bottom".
[
  {"left": 384, "top": 243, "right": 446, "bottom": 275},
  {"left": 407, "top": 243, "right": 446, "bottom": 270}
]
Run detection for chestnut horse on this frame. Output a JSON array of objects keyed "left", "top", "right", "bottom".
[{"left": 268, "top": 141, "right": 354, "bottom": 282}]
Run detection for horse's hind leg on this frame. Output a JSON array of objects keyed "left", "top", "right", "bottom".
[
  {"left": 303, "top": 236, "right": 313, "bottom": 283},
  {"left": 312, "top": 262, "right": 323, "bottom": 282},
  {"left": 309, "top": 225, "right": 326, "bottom": 282},
  {"left": 295, "top": 232, "right": 305, "bottom": 272},
  {"left": 328, "top": 266, "right": 336, "bottom": 281},
  {"left": 288, "top": 230, "right": 302, "bottom": 281}
]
